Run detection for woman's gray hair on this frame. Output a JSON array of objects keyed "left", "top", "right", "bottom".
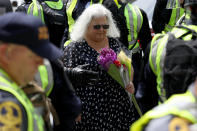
[{"left": 70, "top": 4, "right": 120, "bottom": 42}]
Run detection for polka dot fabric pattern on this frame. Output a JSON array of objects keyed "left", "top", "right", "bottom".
[{"left": 63, "top": 37, "right": 139, "bottom": 131}]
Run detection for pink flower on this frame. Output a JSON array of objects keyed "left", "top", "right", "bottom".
[{"left": 97, "top": 48, "right": 117, "bottom": 70}]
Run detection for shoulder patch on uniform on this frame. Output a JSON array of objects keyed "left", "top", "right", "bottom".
[
  {"left": 0, "top": 101, "right": 22, "bottom": 130},
  {"left": 169, "top": 117, "right": 190, "bottom": 131}
]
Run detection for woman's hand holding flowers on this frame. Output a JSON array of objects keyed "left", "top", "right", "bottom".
[{"left": 125, "top": 81, "right": 135, "bottom": 94}]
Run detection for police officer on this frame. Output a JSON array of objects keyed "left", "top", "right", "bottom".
[
  {"left": 152, "top": 0, "right": 184, "bottom": 33},
  {"left": 117, "top": 0, "right": 152, "bottom": 91},
  {"left": 134, "top": 0, "right": 197, "bottom": 115},
  {"left": 16, "top": 0, "right": 68, "bottom": 48},
  {"left": 118, "top": 0, "right": 152, "bottom": 51},
  {"left": 151, "top": 0, "right": 197, "bottom": 101},
  {"left": 0, "top": 12, "right": 62, "bottom": 131},
  {"left": 141, "top": 0, "right": 197, "bottom": 110},
  {"left": 113, "top": 1, "right": 152, "bottom": 114},
  {"left": 131, "top": 78, "right": 197, "bottom": 131}
]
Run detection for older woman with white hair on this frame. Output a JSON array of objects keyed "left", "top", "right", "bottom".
[{"left": 63, "top": 4, "right": 139, "bottom": 130}]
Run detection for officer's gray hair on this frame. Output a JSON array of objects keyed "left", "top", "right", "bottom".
[{"left": 70, "top": 4, "right": 120, "bottom": 42}]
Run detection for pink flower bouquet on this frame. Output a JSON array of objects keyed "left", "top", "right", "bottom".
[{"left": 97, "top": 47, "right": 142, "bottom": 116}]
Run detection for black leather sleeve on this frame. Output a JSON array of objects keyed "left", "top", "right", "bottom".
[
  {"left": 138, "top": 9, "right": 152, "bottom": 52},
  {"left": 49, "top": 60, "right": 82, "bottom": 131},
  {"left": 152, "top": 0, "right": 172, "bottom": 33}
]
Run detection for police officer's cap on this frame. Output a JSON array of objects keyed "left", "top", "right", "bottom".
[{"left": 0, "top": 12, "right": 63, "bottom": 61}]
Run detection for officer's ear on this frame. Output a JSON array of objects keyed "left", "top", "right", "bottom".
[
  {"left": 5, "top": 44, "right": 14, "bottom": 59},
  {"left": 0, "top": 43, "right": 14, "bottom": 62}
]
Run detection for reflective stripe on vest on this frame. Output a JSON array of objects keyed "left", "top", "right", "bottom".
[
  {"left": 149, "top": 33, "right": 165, "bottom": 76},
  {"left": 113, "top": 0, "right": 121, "bottom": 8},
  {"left": 164, "top": 7, "right": 184, "bottom": 32},
  {"left": 34, "top": 59, "right": 54, "bottom": 96},
  {"left": 64, "top": 39, "right": 72, "bottom": 47},
  {"left": 66, "top": 0, "right": 77, "bottom": 36},
  {"left": 27, "top": 0, "right": 45, "bottom": 23},
  {"left": 149, "top": 34, "right": 169, "bottom": 102},
  {"left": 44, "top": 0, "right": 63, "bottom": 10},
  {"left": 130, "top": 90, "right": 197, "bottom": 131},
  {"left": 124, "top": 3, "right": 143, "bottom": 50},
  {"left": 27, "top": 0, "right": 63, "bottom": 23},
  {"left": 171, "top": 25, "right": 197, "bottom": 40},
  {"left": 0, "top": 69, "right": 44, "bottom": 131},
  {"left": 149, "top": 25, "right": 197, "bottom": 102}
]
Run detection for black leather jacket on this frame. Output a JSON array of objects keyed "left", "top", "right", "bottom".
[
  {"left": 16, "top": 0, "right": 68, "bottom": 48},
  {"left": 152, "top": 0, "right": 172, "bottom": 33}
]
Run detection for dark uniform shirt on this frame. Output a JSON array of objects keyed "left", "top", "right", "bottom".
[{"left": 49, "top": 61, "right": 82, "bottom": 131}]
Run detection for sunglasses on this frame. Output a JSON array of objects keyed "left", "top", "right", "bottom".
[{"left": 93, "top": 24, "right": 109, "bottom": 30}]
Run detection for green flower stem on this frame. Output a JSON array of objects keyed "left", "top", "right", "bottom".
[{"left": 131, "top": 94, "right": 143, "bottom": 117}]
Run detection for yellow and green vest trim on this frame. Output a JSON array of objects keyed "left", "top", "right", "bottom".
[
  {"left": 27, "top": 0, "right": 63, "bottom": 23},
  {"left": 149, "top": 25, "right": 197, "bottom": 103},
  {"left": 0, "top": 69, "right": 44, "bottom": 131},
  {"left": 124, "top": 3, "right": 143, "bottom": 51},
  {"left": 36, "top": 59, "right": 54, "bottom": 96},
  {"left": 131, "top": 91, "right": 197, "bottom": 131},
  {"left": 164, "top": 0, "right": 184, "bottom": 32}
]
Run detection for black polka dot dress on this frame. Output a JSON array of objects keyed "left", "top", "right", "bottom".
[{"left": 63, "top": 37, "right": 140, "bottom": 131}]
